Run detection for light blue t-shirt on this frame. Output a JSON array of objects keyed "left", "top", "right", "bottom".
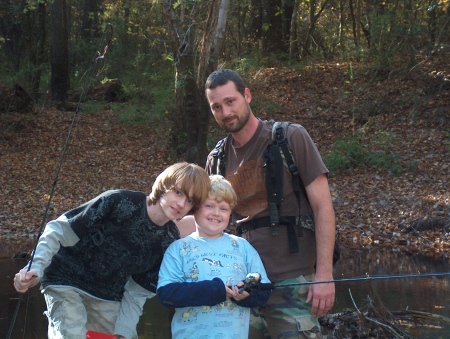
[{"left": 158, "top": 232, "right": 270, "bottom": 339}]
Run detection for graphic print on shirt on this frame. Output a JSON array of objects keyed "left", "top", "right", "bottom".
[
  {"left": 189, "top": 262, "right": 199, "bottom": 281},
  {"left": 111, "top": 198, "right": 139, "bottom": 222},
  {"left": 178, "top": 237, "right": 246, "bottom": 288},
  {"left": 202, "top": 258, "right": 224, "bottom": 273},
  {"left": 231, "top": 239, "right": 239, "bottom": 251},
  {"left": 167, "top": 234, "right": 259, "bottom": 337},
  {"left": 226, "top": 157, "right": 267, "bottom": 220},
  {"left": 180, "top": 241, "right": 199, "bottom": 256},
  {"left": 181, "top": 307, "right": 198, "bottom": 321}
]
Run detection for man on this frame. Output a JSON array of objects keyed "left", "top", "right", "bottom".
[
  {"left": 14, "top": 162, "right": 210, "bottom": 339},
  {"left": 203, "top": 69, "right": 336, "bottom": 338}
]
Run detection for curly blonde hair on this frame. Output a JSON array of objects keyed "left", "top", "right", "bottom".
[{"left": 208, "top": 175, "right": 237, "bottom": 209}]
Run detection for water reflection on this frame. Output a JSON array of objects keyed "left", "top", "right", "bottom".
[
  {"left": 1, "top": 239, "right": 449, "bottom": 338},
  {"left": 332, "top": 247, "right": 450, "bottom": 338}
]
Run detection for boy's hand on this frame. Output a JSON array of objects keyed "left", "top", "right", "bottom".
[
  {"left": 225, "top": 284, "right": 237, "bottom": 300},
  {"left": 225, "top": 283, "right": 250, "bottom": 301},
  {"left": 14, "top": 269, "right": 39, "bottom": 293},
  {"left": 233, "top": 282, "right": 251, "bottom": 301}
]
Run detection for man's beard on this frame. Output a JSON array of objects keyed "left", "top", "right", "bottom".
[{"left": 219, "top": 106, "right": 251, "bottom": 133}]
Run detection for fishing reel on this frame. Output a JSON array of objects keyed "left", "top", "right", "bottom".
[{"left": 237, "top": 272, "right": 262, "bottom": 294}]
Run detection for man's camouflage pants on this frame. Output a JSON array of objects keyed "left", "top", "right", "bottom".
[{"left": 249, "top": 274, "right": 326, "bottom": 339}]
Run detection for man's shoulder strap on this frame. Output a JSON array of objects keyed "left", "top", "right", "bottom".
[
  {"left": 211, "top": 136, "right": 227, "bottom": 176},
  {"left": 266, "top": 121, "right": 304, "bottom": 242},
  {"left": 271, "top": 121, "right": 291, "bottom": 143},
  {"left": 272, "top": 121, "right": 299, "bottom": 178}
]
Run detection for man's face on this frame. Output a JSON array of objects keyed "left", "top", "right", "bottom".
[{"left": 206, "top": 81, "right": 252, "bottom": 133}]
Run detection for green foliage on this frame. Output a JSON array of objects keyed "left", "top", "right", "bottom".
[
  {"left": 0, "top": 56, "right": 15, "bottom": 86},
  {"left": 80, "top": 100, "right": 108, "bottom": 114},
  {"left": 111, "top": 69, "right": 174, "bottom": 125},
  {"left": 206, "top": 131, "right": 225, "bottom": 152},
  {"left": 229, "top": 56, "right": 265, "bottom": 74},
  {"left": 324, "top": 134, "right": 368, "bottom": 171},
  {"left": 367, "top": 12, "right": 398, "bottom": 68},
  {"left": 110, "top": 99, "right": 158, "bottom": 124},
  {"left": 324, "top": 131, "right": 403, "bottom": 175},
  {"left": 250, "top": 99, "right": 285, "bottom": 119},
  {"left": 227, "top": 48, "right": 292, "bottom": 74}
]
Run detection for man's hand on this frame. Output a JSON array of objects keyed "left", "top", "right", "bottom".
[
  {"left": 14, "top": 269, "right": 39, "bottom": 293},
  {"left": 306, "top": 278, "right": 335, "bottom": 318}
]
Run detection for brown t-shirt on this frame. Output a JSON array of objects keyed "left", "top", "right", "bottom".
[{"left": 206, "top": 120, "right": 329, "bottom": 281}]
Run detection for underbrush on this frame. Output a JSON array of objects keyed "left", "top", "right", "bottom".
[{"left": 323, "top": 131, "right": 411, "bottom": 176}]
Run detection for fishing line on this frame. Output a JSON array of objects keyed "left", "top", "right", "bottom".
[{"left": 7, "top": 23, "right": 114, "bottom": 339}]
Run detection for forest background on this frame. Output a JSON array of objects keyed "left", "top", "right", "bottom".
[{"left": 0, "top": 0, "right": 449, "bottom": 262}]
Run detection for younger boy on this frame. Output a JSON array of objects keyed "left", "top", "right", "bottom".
[
  {"left": 157, "top": 175, "right": 271, "bottom": 339},
  {"left": 14, "top": 162, "right": 210, "bottom": 339}
]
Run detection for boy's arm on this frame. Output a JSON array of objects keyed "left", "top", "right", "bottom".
[
  {"left": 16, "top": 215, "right": 80, "bottom": 292},
  {"left": 232, "top": 288, "right": 271, "bottom": 308},
  {"left": 27, "top": 215, "right": 80, "bottom": 275},
  {"left": 157, "top": 278, "right": 226, "bottom": 308},
  {"left": 114, "top": 277, "right": 155, "bottom": 339}
]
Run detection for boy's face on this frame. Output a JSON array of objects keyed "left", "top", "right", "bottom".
[
  {"left": 195, "top": 197, "right": 231, "bottom": 239},
  {"left": 159, "top": 185, "right": 194, "bottom": 221}
]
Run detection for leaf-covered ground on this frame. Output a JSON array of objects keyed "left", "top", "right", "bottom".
[{"left": 0, "top": 58, "right": 449, "bottom": 262}]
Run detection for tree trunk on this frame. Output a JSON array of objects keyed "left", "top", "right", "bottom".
[
  {"left": 349, "top": 0, "right": 358, "bottom": 47},
  {"left": 195, "top": 0, "right": 230, "bottom": 165},
  {"left": 427, "top": 0, "right": 437, "bottom": 45},
  {"left": 302, "top": 0, "right": 330, "bottom": 58},
  {"left": 338, "top": 0, "right": 344, "bottom": 51},
  {"left": 261, "top": 0, "right": 284, "bottom": 53},
  {"left": 289, "top": 0, "right": 299, "bottom": 62},
  {"left": 162, "top": 0, "right": 229, "bottom": 166},
  {"left": 50, "top": 0, "right": 70, "bottom": 102},
  {"left": 404, "top": 0, "right": 416, "bottom": 68},
  {"left": 174, "top": 52, "right": 198, "bottom": 161},
  {"left": 282, "top": 0, "right": 295, "bottom": 50},
  {"left": 250, "top": 0, "right": 263, "bottom": 44},
  {"left": 161, "top": 0, "right": 194, "bottom": 160},
  {"left": 81, "top": 0, "right": 100, "bottom": 39},
  {"left": 2, "top": 5, "right": 22, "bottom": 71},
  {"left": 30, "top": 2, "right": 46, "bottom": 100}
]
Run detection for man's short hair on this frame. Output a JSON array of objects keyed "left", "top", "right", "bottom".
[
  {"left": 149, "top": 162, "right": 210, "bottom": 213},
  {"left": 205, "top": 69, "right": 246, "bottom": 97}
]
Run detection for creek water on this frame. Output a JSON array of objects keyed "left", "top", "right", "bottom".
[{"left": 1, "top": 239, "right": 449, "bottom": 339}]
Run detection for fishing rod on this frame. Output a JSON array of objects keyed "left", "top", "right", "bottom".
[
  {"left": 7, "top": 23, "right": 114, "bottom": 339},
  {"left": 239, "top": 271, "right": 450, "bottom": 292}
]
